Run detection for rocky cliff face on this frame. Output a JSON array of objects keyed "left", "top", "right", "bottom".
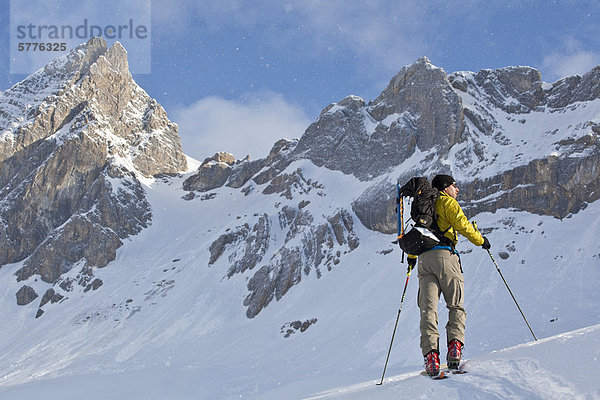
[
  {"left": 288, "top": 57, "right": 464, "bottom": 181},
  {"left": 449, "top": 65, "right": 600, "bottom": 221},
  {"left": 0, "top": 38, "right": 187, "bottom": 312}
]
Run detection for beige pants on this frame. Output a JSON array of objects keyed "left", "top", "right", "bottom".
[{"left": 417, "top": 248, "right": 466, "bottom": 356}]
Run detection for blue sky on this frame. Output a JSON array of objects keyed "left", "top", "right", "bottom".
[{"left": 1, "top": 0, "right": 599, "bottom": 161}]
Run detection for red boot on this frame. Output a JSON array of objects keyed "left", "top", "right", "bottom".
[
  {"left": 424, "top": 350, "right": 441, "bottom": 376},
  {"left": 447, "top": 339, "right": 463, "bottom": 369}
]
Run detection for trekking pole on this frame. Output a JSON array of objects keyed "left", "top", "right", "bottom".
[
  {"left": 485, "top": 248, "right": 538, "bottom": 341},
  {"left": 376, "top": 271, "right": 411, "bottom": 385},
  {"left": 377, "top": 185, "right": 409, "bottom": 386},
  {"left": 473, "top": 222, "right": 538, "bottom": 342}
]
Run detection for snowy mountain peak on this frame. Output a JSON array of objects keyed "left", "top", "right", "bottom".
[
  {"left": 0, "top": 38, "right": 186, "bottom": 308},
  {"left": 374, "top": 55, "right": 448, "bottom": 105}
]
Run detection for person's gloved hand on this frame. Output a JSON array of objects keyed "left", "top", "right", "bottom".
[
  {"left": 407, "top": 255, "right": 417, "bottom": 274},
  {"left": 482, "top": 236, "right": 491, "bottom": 250}
]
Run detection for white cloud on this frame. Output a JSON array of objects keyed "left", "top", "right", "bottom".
[
  {"left": 542, "top": 37, "right": 600, "bottom": 81},
  {"left": 172, "top": 92, "right": 312, "bottom": 161},
  {"left": 542, "top": 51, "right": 599, "bottom": 81}
]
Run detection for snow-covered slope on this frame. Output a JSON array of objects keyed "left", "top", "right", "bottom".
[
  {"left": 303, "top": 324, "right": 600, "bottom": 400},
  {"left": 0, "top": 159, "right": 599, "bottom": 399}
]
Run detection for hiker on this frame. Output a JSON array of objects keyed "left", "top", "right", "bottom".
[{"left": 413, "top": 174, "right": 491, "bottom": 376}]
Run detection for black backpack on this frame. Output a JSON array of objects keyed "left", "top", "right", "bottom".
[{"left": 397, "top": 177, "right": 449, "bottom": 255}]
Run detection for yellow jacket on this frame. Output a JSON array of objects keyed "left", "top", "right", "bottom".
[{"left": 435, "top": 192, "right": 484, "bottom": 247}]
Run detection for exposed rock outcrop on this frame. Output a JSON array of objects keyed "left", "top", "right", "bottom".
[
  {"left": 210, "top": 206, "right": 359, "bottom": 318},
  {"left": 183, "top": 138, "right": 299, "bottom": 194},
  {"left": 183, "top": 152, "right": 236, "bottom": 192},
  {"left": 16, "top": 285, "right": 38, "bottom": 306}
]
